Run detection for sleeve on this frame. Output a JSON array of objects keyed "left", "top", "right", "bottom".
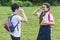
[
  {"left": 17, "top": 15, "right": 23, "bottom": 22},
  {"left": 50, "top": 14, "right": 54, "bottom": 21},
  {"left": 36, "top": 12, "right": 41, "bottom": 17}
]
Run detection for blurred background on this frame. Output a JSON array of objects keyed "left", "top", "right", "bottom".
[
  {"left": 0, "top": 0, "right": 60, "bottom": 40},
  {"left": 0, "top": 0, "right": 60, "bottom": 6}
]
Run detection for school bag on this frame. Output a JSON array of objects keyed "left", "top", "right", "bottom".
[
  {"left": 4, "top": 14, "right": 19, "bottom": 33},
  {"left": 48, "top": 12, "right": 53, "bottom": 28}
]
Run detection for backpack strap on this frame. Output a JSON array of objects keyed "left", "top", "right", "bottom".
[
  {"left": 10, "top": 14, "right": 19, "bottom": 31},
  {"left": 48, "top": 12, "right": 53, "bottom": 28},
  {"left": 48, "top": 12, "right": 50, "bottom": 22}
]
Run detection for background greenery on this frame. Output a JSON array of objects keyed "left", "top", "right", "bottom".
[
  {"left": 0, "top": 0, "right": 60, "bottom": 6},
  {"left": 0, "top": 6, "right": 60, "bottom": 40},
  {"left": 0, "top": 0, "right": 60, "bottom": 40}
]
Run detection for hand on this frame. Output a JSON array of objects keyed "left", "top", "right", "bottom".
[
  {"left": 42, "top": 16, "right": 49, "bottom": 24},
  {"left": 43, "top": 16, "right": 47, "bottom": 21},
  {"left": 38, "top": 6, "right": 42, "bottom": 10},
  {"left": 19, "top": 7, "right": 24, "bottom": 13}
]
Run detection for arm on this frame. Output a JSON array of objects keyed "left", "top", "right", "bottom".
[
  {"left": 21, "top": 11, "right": 28, "bottom": 22},
  {"left": 42, "top": 20, "right": 55, "bottom": 25},
  {"left": 49, "top": 14, "right": 55, "bottom": 25},
  {"left": 42, "top": 16, "right": 55, "bottom": 25},
  {"left": 33, "top": 6, "right": 41, "bottom": 16},
  {"left": 49, "top": 20, "right": 55, "bottom": 25},
  {"left": 19, "top": 8, "right": 28, "bottom": 22}
]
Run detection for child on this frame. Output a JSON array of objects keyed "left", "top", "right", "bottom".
[
  {"left": 33, "top": 3, "right": 55, "bottom": 40},
  {"left": 10, "top": 3, "right": 28, "bottom": 40}
]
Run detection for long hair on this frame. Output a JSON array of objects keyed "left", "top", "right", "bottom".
[{"left": 39, "top": 3, "right": 50, "bottom": 24}]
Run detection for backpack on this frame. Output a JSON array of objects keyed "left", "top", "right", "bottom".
[
  {"left": 4, "top": 14, "right": 19, "bottom": 33},
  {"left": 48, "top": 12, "right": 52, "bottom": 28}
]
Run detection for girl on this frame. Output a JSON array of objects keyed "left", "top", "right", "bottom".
[{"left": 33, "top": 3, "right": 55, "bottom": 40}]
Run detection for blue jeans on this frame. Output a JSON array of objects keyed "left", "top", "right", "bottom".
[
  {"left": 37, "top": 25, "right": 51, "bottom": 40},
  {"left": 11, "top": 35, "right": 20, "bottom": 40}
]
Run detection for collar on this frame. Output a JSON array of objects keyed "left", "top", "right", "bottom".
[{"left": 12, "top": 12, "right": 18, "bottom": 15}]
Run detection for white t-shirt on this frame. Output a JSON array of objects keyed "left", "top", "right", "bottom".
[
  {"left": 36, "top": 12, "right": 54, "bottom": 25},
  {"left": 10, "top": 13, "right": 22, "bottom": 37}
]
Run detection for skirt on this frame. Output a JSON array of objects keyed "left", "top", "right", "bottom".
[{"left": 37, "top": 25, "right": 51, "bottom": 40}]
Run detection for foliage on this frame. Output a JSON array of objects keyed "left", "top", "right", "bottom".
[
  {"left": 16, "top": 1, "right": 33, "bottom": 7},
  {"left": 0, "top": 6, "right": 60, "bottom": 40},
  {"left": 0, "top": 0, "right": 60, "bottom": 6},
  {"left": 16, "top": 1, "right": 24, "bottom": 7},
  {"left": 23, "top": 1, "right": 33, "bottom": 7}
]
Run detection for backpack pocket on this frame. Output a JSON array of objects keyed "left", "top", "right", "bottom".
[{"left": 9, "top": 25, "right": 15, "bottom": 33}]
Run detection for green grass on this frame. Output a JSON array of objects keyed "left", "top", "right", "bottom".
[{"left": 0, "top": 6, "right": 60, "bottom": 40}]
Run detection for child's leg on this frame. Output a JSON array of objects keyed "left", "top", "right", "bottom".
[{"left": 11, "top": 35, "right": 20, "bottom": 40}]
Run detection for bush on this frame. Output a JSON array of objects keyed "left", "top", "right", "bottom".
[
  {"left": 35, "top": 2, "right": 42, "bottom": 6},
  {"left": 50, "top": 1, "right": 60, "bottom": 6},
  {"left": 0, "top": 1, "right": 1, "bottom": 6},
  {"left": 4, "top": 2, "right": 12, "bottom": 6},
  {"left": 16, "top": 1, "right": 33, "bottom": 7},
  {"left": 24, "top": 1, "right": 33, "bottom": 7},
  {"left": 1, "top": 1, "right": 12, "bottom": 6},
  {"left": 33, "top": 2, "right": 60, "bottom": 6},
  {"left": 16, "top": 1, "right": 24, "bottom": 7}
]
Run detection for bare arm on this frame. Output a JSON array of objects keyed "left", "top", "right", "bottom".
[
  {"left": 42, "top": 16, "right": 55, "bottom": 25},
  {"left": 19, "top": 8, "right": 28, "bottom": 22},
  {"left": 21, "top": 11, "right": 28, "bottom": 22},
  {"left": 49, "top": 20, "right": 55, "bottom": 25},
  {"left": 33, "top": 6, "right": 41, "bottom": 16},
  {"left": 42, "top": 20, "right": 55, "bottom": 25}
]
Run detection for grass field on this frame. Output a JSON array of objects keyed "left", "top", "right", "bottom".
[{"left": 0, "top": 6, "right": 60, "bottom": 40}]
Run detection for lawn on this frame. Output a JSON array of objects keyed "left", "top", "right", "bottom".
[{"left": 0, "top": 6, "right": 60, "bottom": 40}]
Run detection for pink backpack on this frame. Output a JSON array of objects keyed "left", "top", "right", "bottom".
[
  {"left": 4, "top": 14, "right": 19, "bottom": 32},
  {"left": 48, "top": 12, "right": 52, "bottom": 28},
  {"left": 4, "top": 17, "right": 10, "bottom": 32}
]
